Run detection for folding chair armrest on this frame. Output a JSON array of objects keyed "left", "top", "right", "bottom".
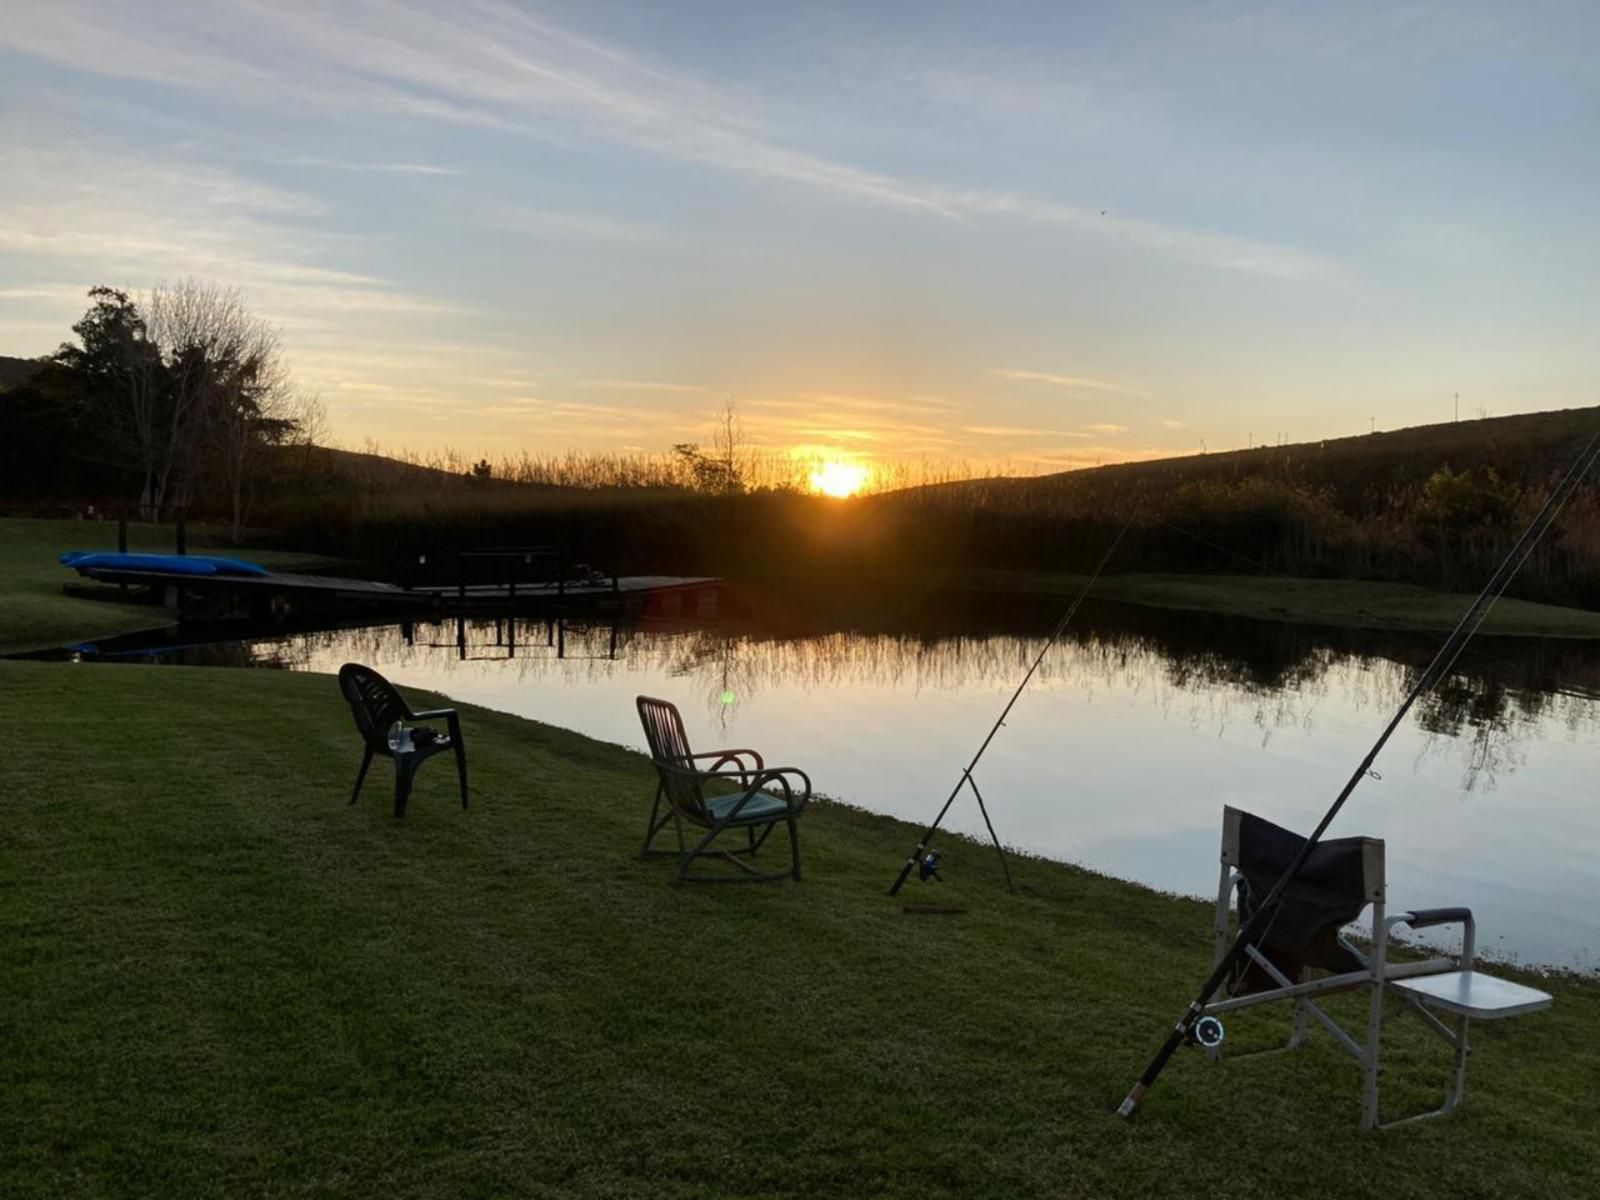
[
  {"left": 1397, "top": 907, "right": 1473, "bottom": 930},
  {"left": 1386, "top": 908, "right": 1476, "bottom": 965}
]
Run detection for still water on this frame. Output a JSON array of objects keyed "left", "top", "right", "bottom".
[{"left": 83, "top": 586, "right": 1600, "bottom": 971}]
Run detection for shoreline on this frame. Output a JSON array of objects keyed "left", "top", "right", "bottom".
[{"left": 926, "top": 568, "right": 1600, "bottom": 638}]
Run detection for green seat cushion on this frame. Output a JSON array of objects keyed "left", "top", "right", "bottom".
[{"left": 704, "top": 791, "right": 789, "bottom": 824}]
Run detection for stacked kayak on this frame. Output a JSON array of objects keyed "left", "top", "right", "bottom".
[{"left": 60, "top": 551, "right": 271, "bottom": 577}]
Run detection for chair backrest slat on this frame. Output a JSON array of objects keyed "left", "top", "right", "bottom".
[
  {"left": 340, "top": 663, "right": 410, "bottom": 752},
  {"left": 636, "top": 696, "right": 707, "bottom": 820}
]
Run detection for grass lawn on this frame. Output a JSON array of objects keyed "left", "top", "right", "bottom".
[
  {"left": 4, "top": 658, "right": 1597, "bottom": 1198},
  {"left": 0, "top": 518, "right": 343, "bottom": 655},
  {"left": 947, "top": 569, "right": 1600, "bottom": 637}
]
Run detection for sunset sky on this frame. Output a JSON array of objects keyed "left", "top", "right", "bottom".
[{"left": 3, "top": 1, "right": 1598, "bottom": 472}]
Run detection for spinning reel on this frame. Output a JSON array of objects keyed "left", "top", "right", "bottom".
[
  {"left": 1188, "top": 1015, "right": 1225, "bottom": 1050},
  {"left": 918, "top": 851, "right": 944, "bottom": 883}
]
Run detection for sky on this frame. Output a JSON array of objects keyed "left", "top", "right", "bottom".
[{"left": 2, "top": 1, "right": 1598, "bottom": 474}]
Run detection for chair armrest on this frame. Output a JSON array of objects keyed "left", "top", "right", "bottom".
[
  {"left": 750, "top": 767, "right": 812, "bottom": 815},
  {"left": 685, "top": 748, "right": 765, "bottom": 772},
  {"left": 666, "top": 765, "right": 814, "bottom": 817},
  {"left": 411, "top": 707, "right": 458, "bottom": 722},
  {"left": 1398, "top": 907, "right": 1473, "bottom": 930},
  {"left": 1386, "top": 907, "right": 1476, "bottom": 966}
]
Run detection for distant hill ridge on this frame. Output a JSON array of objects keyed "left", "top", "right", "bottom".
[
  {"left": 899, "top": 404, "right": 1600, "bottom": 515},
  {"left": 0, "top": 355, "right": 45, "bottom": 390}
]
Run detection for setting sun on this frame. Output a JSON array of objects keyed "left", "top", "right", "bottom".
[{"left": 808, "top": 461, "right": 870, "bottom": 498}]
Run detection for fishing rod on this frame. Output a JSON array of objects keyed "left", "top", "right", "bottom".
[
  {"left": 887, "top": 516, "right": 1133, "bottom": 897},
  {"left": 1116, "top": 428, "right": 1600, "bottom": 1119}
]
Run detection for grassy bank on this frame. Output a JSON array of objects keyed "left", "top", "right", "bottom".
[
  {"left": 945, "top": 570, "right": 1600, "bottom": 637},
  {"left": 4, "top": 659, "right": 1596, "bottom": 1198},
  {"left": 0, "top": 518, "right": 339, "bottom": 654}
]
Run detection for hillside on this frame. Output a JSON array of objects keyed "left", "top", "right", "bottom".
[
  {"left": 0, "top": 354, "right": 45, "bottom": 390},
  {"left": 278, "top": 443, "right": 537, "bottom": 491},
  {"left": 905, "top": 405, "right": 1600, "bottom": 515},
  {"left": 841, "top": 405, "right": 1600, "bottom": 608}
]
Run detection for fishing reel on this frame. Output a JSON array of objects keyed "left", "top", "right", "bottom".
[
  {"left": 1188, "top": 1015, "right": 1225, "bottom": 1050},
  {"left": 918, "top": 851, "right": 944, "bottom": 883}
]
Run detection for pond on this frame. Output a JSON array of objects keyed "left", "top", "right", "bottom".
[{"left": 62, "top": 583, "right": 1600, "bottom": 971}]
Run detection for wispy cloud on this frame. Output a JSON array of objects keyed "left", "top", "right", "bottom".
[
  {"left": 0, "top": 0, "right": 1342, "bottom": 282},
  {"left": 280, "top": 157, "right": 462, "bottom": 176},
  {"left": 964, "top": 425, "right": 1089, "bottom": 438},
  {"left": 1085, "top": 423, "right": 1129, "bottom": 435},
  {"left": 0, "top": 136, "right": 465, "bottom": 343},
  {"left": 961, "top": 194, "right": 1345, "bottom": 284},
  {"left": 995, "top": 369, "right": 1140, "bottom": 394},
  {"left": 472, "top": 375, "right": 555, "bottom": 391},
  {"left": 577, "top": 379, "right": 707, "bottom": 393}
]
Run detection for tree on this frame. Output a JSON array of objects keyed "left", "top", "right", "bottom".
[
  {"left": 52, "top": 282, "right": 297, "bottom": 532},
  {"left": 1416, "top": 465, "right": 1520, "bottom": 534},
  {"left": 196, "top": 302, "right": 293, "bottom": 541},
  {"left": 53, "top": 287, "right": 165, "bottom": 512},
  {"left": 671, "top": 401, "right": 751, "bottom": 494}
]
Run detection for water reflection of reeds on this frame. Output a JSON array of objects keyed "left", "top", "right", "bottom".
[{"left": 255, "top": 602, "right": 1600, "bottom": 795}]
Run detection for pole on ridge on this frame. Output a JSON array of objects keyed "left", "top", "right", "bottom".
[
  {"left": 887, "top": 517, "right": 1133, "bottom": 898},
  {"left": 1115, "top": 429, "right": 1600, "bottom": 1120}
]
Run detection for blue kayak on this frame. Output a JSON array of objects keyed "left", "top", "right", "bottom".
[{"left": 60, "top": 551, "right": 271, "bottom": 577}]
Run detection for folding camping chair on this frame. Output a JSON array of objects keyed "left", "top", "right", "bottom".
[
  {"left": 1201, "top": 805, "right": 1552, "bottom": 1131},
  {"left": 636, "top": 696, "right": 811, "bottom": 883}
]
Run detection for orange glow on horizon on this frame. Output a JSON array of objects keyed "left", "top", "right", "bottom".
[{"left": 808, "top": 460, "right": 870, "bottom": 498}]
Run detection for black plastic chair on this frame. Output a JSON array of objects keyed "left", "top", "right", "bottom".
[{"left": 338, "top": 663, "right": 468, "bottom": 818}]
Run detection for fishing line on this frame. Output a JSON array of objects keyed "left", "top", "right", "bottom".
[
  {"left": 1152, "top": 517, "right": 1292, "bottom": 578},
  {"left": 887, "top": 515, "right": 1135, "bottom": 897},
  {"left": 1115, "top": 428, "right": 1600, "bottom": 1119}
]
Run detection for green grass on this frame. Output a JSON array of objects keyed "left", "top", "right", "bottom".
[
  {"left": 4, "top": 659, "right": 1597, "bottom": 1198},
  {"left": 944, "top": 569, "right": 1600, "bottom": 637},
  {"left": 0, "top": 518, "right": 342, "bottom": 654}
]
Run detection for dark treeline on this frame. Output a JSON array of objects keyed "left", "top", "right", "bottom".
[
  {"left": 6, "top": 287, "right": 1600, "bottom": 605},
  {"left": 0, "top": 284, "right": 320, "bottom": 540},
  {"left": 255, "top": 409, "right": 1600, "bottom": 608}
]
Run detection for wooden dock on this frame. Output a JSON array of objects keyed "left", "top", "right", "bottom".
[
  {"left": 66, "top": 563, "right": 721, "bottom": 624},
  {"left": 418, "top": 576, "right": 719, "bottom": 605}
]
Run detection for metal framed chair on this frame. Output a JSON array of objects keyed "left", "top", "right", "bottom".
[
  {"left": 338, "top": 662, "right": 468, "bottom": 819},
  {"left": 1202, "top": 805, "right": 1552, "bottom": 1130},
  {"left": 635, "top": 695, "right": 811, "bottom": 883}
]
